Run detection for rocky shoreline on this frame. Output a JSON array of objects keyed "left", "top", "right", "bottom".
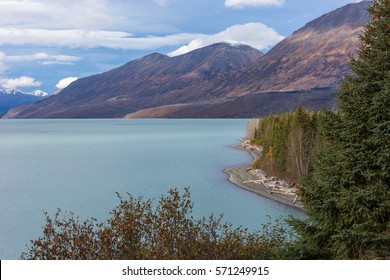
[{"left": 224, "top": 139, "right": 304, "bottom": 211}]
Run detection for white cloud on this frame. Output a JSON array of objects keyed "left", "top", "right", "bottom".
[
  {"left": 225, "top": 0, "right": 284, "bottom": 9},
  {"left": 0, "top": 0, "right": 119, "bottom": 30},
  {"left": 55, "top": 77, "right": 79, "bottom": 89},
  {"left": 0, "top": 28, "right": 200, "bottom": 50},
  {"left": 0, "top": 23, "right": 284, "bottom": 53},
  {"left": 170, "top": 39, "right": 205, "bottom": 57},
  {"left": 1, "top": 76, "right": 42, "bottom": 88},
  {"left": 168, "top": 22, "right": 284, "bottom": 56},
  {"left": 0, "top": 51, "right": 81, "bottom": 80},
  {"left": 4, "top": 53, "right": 81, "bottom": 65},
  {"left": 0, "top": 1, "right": 284, "bottom": 52}
]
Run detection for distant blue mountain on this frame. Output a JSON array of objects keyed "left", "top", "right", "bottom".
[
  {"left": 1, "top": 1, "right": 372, "bottom": 119},
  {"left": 0, "top": 89, "right": 48, "bottom": 117}
]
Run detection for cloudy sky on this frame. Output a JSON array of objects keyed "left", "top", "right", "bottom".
[{"left": 0, "top": 0, "right": 358, "bottom": 93}]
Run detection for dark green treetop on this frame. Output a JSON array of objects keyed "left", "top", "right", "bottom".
[{"left": 288, "top": 0, "right": 390, "bottom": 259}]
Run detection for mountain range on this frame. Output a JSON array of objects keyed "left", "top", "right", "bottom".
[
  {"left": 0, "top": 89, "right": 48, "bottom": 117},
  {"left": 3, "top": 1, "right": 371, "bottom": 119},
  {"left": 210, "top": 0, "right": 371, "bottom": 95}
]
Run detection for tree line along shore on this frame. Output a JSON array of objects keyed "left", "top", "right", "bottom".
[
  {"left": 237, "top": 107, "right": 326, "bottom": 209},
  {"left": 22, "top": 0, "right": 389, "bottom": 260}
]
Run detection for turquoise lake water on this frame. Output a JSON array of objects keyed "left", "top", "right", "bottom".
[{"left": 0, "top": 119, "right": 303, "bottom": 259}]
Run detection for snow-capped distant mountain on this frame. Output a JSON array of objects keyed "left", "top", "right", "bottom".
[
  {"left": 0, "top": 88, "right": 49, "bottom": 97},
  {"left": 0, "top": 88, "right": 23, "bottom": 95},
  {"left": 28, "top": 90, "right": 49, "bottom": 97},
  {"left": 0, "top": 88, "right": 49, "bottom": 117}
]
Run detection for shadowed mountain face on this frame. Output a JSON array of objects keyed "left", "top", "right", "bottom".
[
  {"left": 210, "top": 1, "right": 371, "bottom": 97},
  {"left": 4, "top": 43, "right": 262, "bottom": 118},
  {"left": 125, "top": 88, "right": 337, "bottom": 119},
  {"left": 3, "top": 1, "right": 371, "bottom": 119}
]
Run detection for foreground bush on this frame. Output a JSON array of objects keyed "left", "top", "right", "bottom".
[{"left": 21, "top": 188, "right": 289, "bottom": 260}]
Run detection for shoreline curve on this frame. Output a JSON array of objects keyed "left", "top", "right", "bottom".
[{"left": 224, "top": 143, "right": 304, "bottom": 211}]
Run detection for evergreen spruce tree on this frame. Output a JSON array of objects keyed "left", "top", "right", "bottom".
[{"left": 289, "top": 0, "right": 390, "bottom": 259}]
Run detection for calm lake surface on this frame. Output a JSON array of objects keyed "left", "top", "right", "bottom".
[{"left": 0, "top": 119, "right": 303, "bottom": 259}]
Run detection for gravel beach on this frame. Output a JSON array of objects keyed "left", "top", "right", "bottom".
[{"left": 224, "top": 143, "right": 304, "bottom": 211}]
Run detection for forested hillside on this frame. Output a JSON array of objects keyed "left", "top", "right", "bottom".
[
  {"left": 250, "top": 108, "right": 323, "bottom": 184},
  {"left": 21, "top": 0, "right": 389, "bottom": 260},
  {"left": 288, "top": 0, "right": 390, "bottom": 259},
  {"left": 250, "top": 0, "right": 389, "bottom": 259}
]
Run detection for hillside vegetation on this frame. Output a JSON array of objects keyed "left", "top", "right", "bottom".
[
  {"left": 251, "top": 0, "right": 389, "bottom": 259},
  {"left": 21, "top": 188, "right": 289, "bottom": 260},
  {"left": 250, "top": 108, "right": 324, "bottom": 184},
  {"left": 287, "top": 0, "right": 390, "bottom": 259},
  {"left": 22, "top": 0, "right": 389, "bottom": 260}
]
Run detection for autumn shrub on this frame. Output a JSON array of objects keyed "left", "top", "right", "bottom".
[{"left": 21, "top": 188, "right": 290, "bottom": 260}]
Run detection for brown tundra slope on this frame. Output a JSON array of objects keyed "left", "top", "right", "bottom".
[
  {"left": 4, "top": 43, "right": 262, "bottom": 118},
  {"left": 3, "top": 1, "right": 371, "bottom": 118},
  {"left": 209, "top": 0, "right": 371, "bottom": 97},
  {"left": 128, "top": 1, "right": 371, "bottom": 118}
]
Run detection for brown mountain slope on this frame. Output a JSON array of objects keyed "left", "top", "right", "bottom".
[
  {"left": 140, "top": 0, "right": 371, "bottom": 117},
  {"left": 211, "top": 1, "right": 371, "bottom": 97},
  {"left": 126, "top": 88, "right": 337, "bottom": 118},
  {"left": 3, "top": 1, "right": 371, "bottom": 119},
  {"left": 4, "top": 43, "right": 261, "bottom": 118}
]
